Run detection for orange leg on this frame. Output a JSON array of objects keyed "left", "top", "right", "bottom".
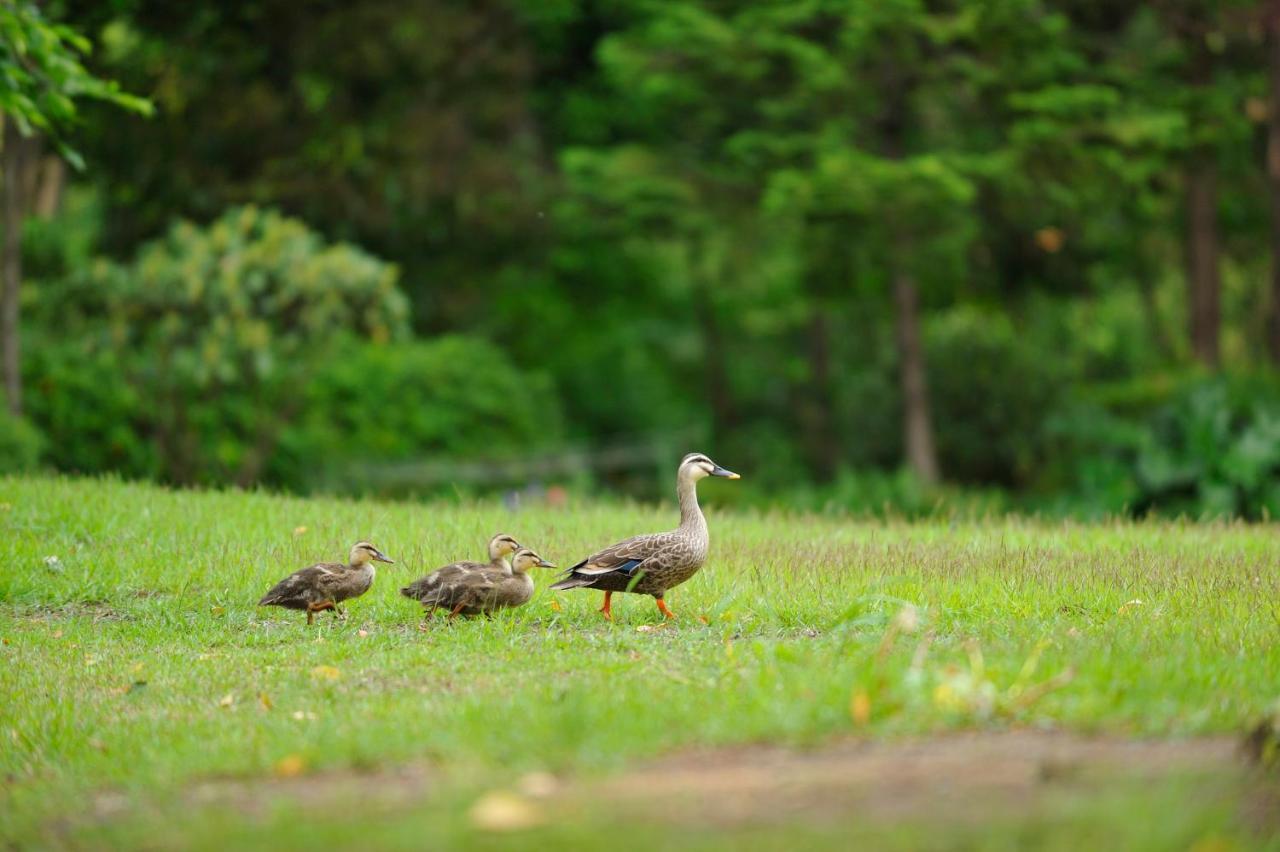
[
  {"left": 599, "top": 591, "right": 613, "bottom": 621},
  {"left": 448, "top": 602, "right": 466, "bottom": 621},
  {"left": 656, "top": 598, "right": 675, "bottom": 620},
  {"left": 306, "top": 600, "right": 336, "bottom": 624}
]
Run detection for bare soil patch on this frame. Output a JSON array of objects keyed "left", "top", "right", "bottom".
[
  {"left": 587, "top": 731, "right": 1257, "bottom": 828},
  {"left": 87, "top": 730, "right": 1273, "bottom": 833}
]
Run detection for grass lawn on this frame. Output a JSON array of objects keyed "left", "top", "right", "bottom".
[{"left": 2, "top": 475, "right": 1278, "bottom": 850}]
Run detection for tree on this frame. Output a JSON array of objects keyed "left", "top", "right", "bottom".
[
  {"left": 1266, "top": 5, "right": 1280, "bottom": 363},
  {"left": 0, "top": 1, "right": 150, "bottom": 415}
]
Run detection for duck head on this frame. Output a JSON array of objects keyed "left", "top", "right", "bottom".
[
  {"left": 679, "top": 452, "right": 740, "bottom": 482},
  {"left": 487, "top": 533, "right": 522, "bottom": 562},
  {"left": 511, "top": 547, "right": 556, "bottom": 573},
  {"left": 349, "top": 541, "right": 395, "bottom": 566}
]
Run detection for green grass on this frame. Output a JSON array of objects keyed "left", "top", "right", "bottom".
[{"left": 2, "top": 475, "right": 1279, "bottom": 850}]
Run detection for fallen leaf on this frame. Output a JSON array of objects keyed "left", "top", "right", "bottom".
[
  {"left": 218, "top": 693, "right": 235, "bottom": 708},
  {"left": 259, "top": 693, "right": 273, "bottom": 711},
  {"left": 310, "top": 665, "right": 340, "bottom": 681},
  {"left": 1117, "top": 599, "right": 1143, "bottom": 615},
  {"left": 357, "top": 629, "right": 369, "bottom": 638},
  {"left": 850, "top": 689, "right": 871, "bottom": 726},
  {"left": 517, "top": 771, "right": 559, "bottom": 798},
  {"left": 547, "top": 599, "right": 561, "bottom": 612},
  {"left": 697, "top": 615, "right": 710, "bottom": 625},
  {"left": 468, "top": 791, "right": 542, "bottom": 832},
  {"left": 893, "top": 605, "right": 920, "bottom": 634},
  {"left": 293, "top": 526, "right": 308, "bottom": 536},
  {"left": 274, "top": 754, "right": 306, "bottom": 778},
  {"left": 52, "top": 630, "right": 63, "bottom": 639},
  {"left": 210, "top": 606, "right": 225, "bottom": 617}
]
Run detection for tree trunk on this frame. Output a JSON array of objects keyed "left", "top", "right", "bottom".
[
  {"left": 34, "top": 155, "right": 64, "bottom": 220},
  {"left": 1, "top": 119, "right": 27, "bottom": 417},
  {"left": 1186, "top": 157, "right": 1221, "bottom": 368},
  {"left": 692, "top": 278, "right": 736, "bottom": 441},
  {"left": 880, "top": 65, "right": 940, "bottom": 486},
  {"left": 1268, "top": 12, "right": 1280, "bottom": 363},
  {"left": 1135, "top": 259, "right": 1175, "bottom": 361},
  {"left": 803, "top": 306, "right": 838, "bottom": 482},
  {"left": 892, "top": 266, "right": 940, "bottom": 485}
]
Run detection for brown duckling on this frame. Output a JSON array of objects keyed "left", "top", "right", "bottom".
[
  {"left": 399, "top": 533, "right": 520, "bottom": 604},
  {"left": 258, "top": 540, "right": 394, "bottom": 624},
  {"left": 403, "top": 546, "right": 555, "bottom": 621}
]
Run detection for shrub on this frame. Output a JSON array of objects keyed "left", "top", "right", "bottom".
[
  {"left": 1132, "top": 376, "right": 1280, "bottom": 519},
  {"left": 272, "top": 337, "right": 565, "bottom": 494},
  {"left": 33, "top": 206, "right": 410, "bottom": 486},
  {"left": 925, "top": 306, "right": 1067, "bottom": 486},
  {"left": 1052, "top": 373, "right": 1280, "bottom": 519},
  {"left": 24, "top": 341, "right": 156, "bottom": 478},
  {"left": 0, "top": 410, "right": 44, "bottom": 474}
]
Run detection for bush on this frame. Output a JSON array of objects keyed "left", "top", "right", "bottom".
[
  {"left": 1053, "top": 373, "right": 1280, "bottom": 519},
  {"left": 925, "top": 306, "right": 1067, "bottom": 486},
  {"left": 272, "top": 337, "right": 565, "bottom": 494},
  {"left": 29, "top": 206, "right": 410, "bottom": 486},
  {"left": 24, "top": 342, "right": 156, "bottom": 478},
  {"left": 0, "top": 411, "right": 44, "bottom": 474},
  {"left": 1133, "top": 376, "right": 1280, "bottom": 519}
]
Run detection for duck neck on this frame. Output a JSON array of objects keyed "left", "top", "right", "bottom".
[
  {"left": 491, "top": 555, "right": 513, "bottom": 575},
  {"left": 677, "top": 474, "right": 706, "bottom": 536}
]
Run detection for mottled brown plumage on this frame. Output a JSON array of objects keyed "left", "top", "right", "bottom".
[
  {"left": 258, "top": 541, "right": 394, "bottom": 624},
  {"left": 550, "top": 453, "right": 739, "bottom": 620},
  {"left": 402, "top": 544, "right": 554, "bottom": 619},
  {"left": 400, "top": 533, "right": 520, "bottom": 604}
]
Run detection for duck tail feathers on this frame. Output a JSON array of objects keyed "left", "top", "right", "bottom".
[{"left": 549, "top": 574, "right": 593, "bottom": 591}]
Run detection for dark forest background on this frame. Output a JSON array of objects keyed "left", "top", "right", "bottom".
[{"left": 4, "top": 0, "right": 1280, "bottom": 519}]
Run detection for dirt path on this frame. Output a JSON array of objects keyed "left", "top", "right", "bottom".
[
  {"left": 88, "top": 731, "right": 1272, "bottom": 836},
  {"left": 586, "top": 731, "right": 1249, "bottom": 827}
]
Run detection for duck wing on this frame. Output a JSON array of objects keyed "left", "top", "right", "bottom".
[
  {"left": 428, "top": 565, "right": 507, "bottom": 610},
  {"left": 258, "top": 562, "right": 343, "bottom": 606},
  {"left": 549, "top": 532, "right": 673, "bottom": 590}
]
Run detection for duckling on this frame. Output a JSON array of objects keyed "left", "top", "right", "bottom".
[
  {"left": 403, "top": 546, "right": 555, "bottom": 620},
  {"left": 400, "top": 533, "right": 521, "bottom": 603},
  {"left": 258, "top": 540, "right": 394, "bottom": 625},
  {"left": 550, "top": 452, "right": 738, "bottom": 620}
]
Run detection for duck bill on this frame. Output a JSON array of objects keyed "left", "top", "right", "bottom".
[
  {"left": 374, "top": 553, "right": 395, "bottom": 564},
  {"left": 537, "top": 559, "right": 557, "bottom": 569},
  {"left": 710, "top": 466, "right": 741, "bottom": 479}
]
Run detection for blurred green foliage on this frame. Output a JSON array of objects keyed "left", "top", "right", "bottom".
[
  {"left": 23, "top": 207, "right": 550, "bottom": 490},
  {"left": 0, "top": 0, "right": 151, "bottom": 167},
  {"left": 7, "top": 1, "right": 1279, "bottom": 518},
  {"left": 0, "top": 410, "right": 42, "bottom": 473},
  {"left": 273, "top": 337, "right": 564, "bottom": 493}
]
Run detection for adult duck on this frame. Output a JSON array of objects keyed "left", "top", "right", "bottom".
[{"left": 550, "top": 453, "right": 738, "bottom": 620}]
